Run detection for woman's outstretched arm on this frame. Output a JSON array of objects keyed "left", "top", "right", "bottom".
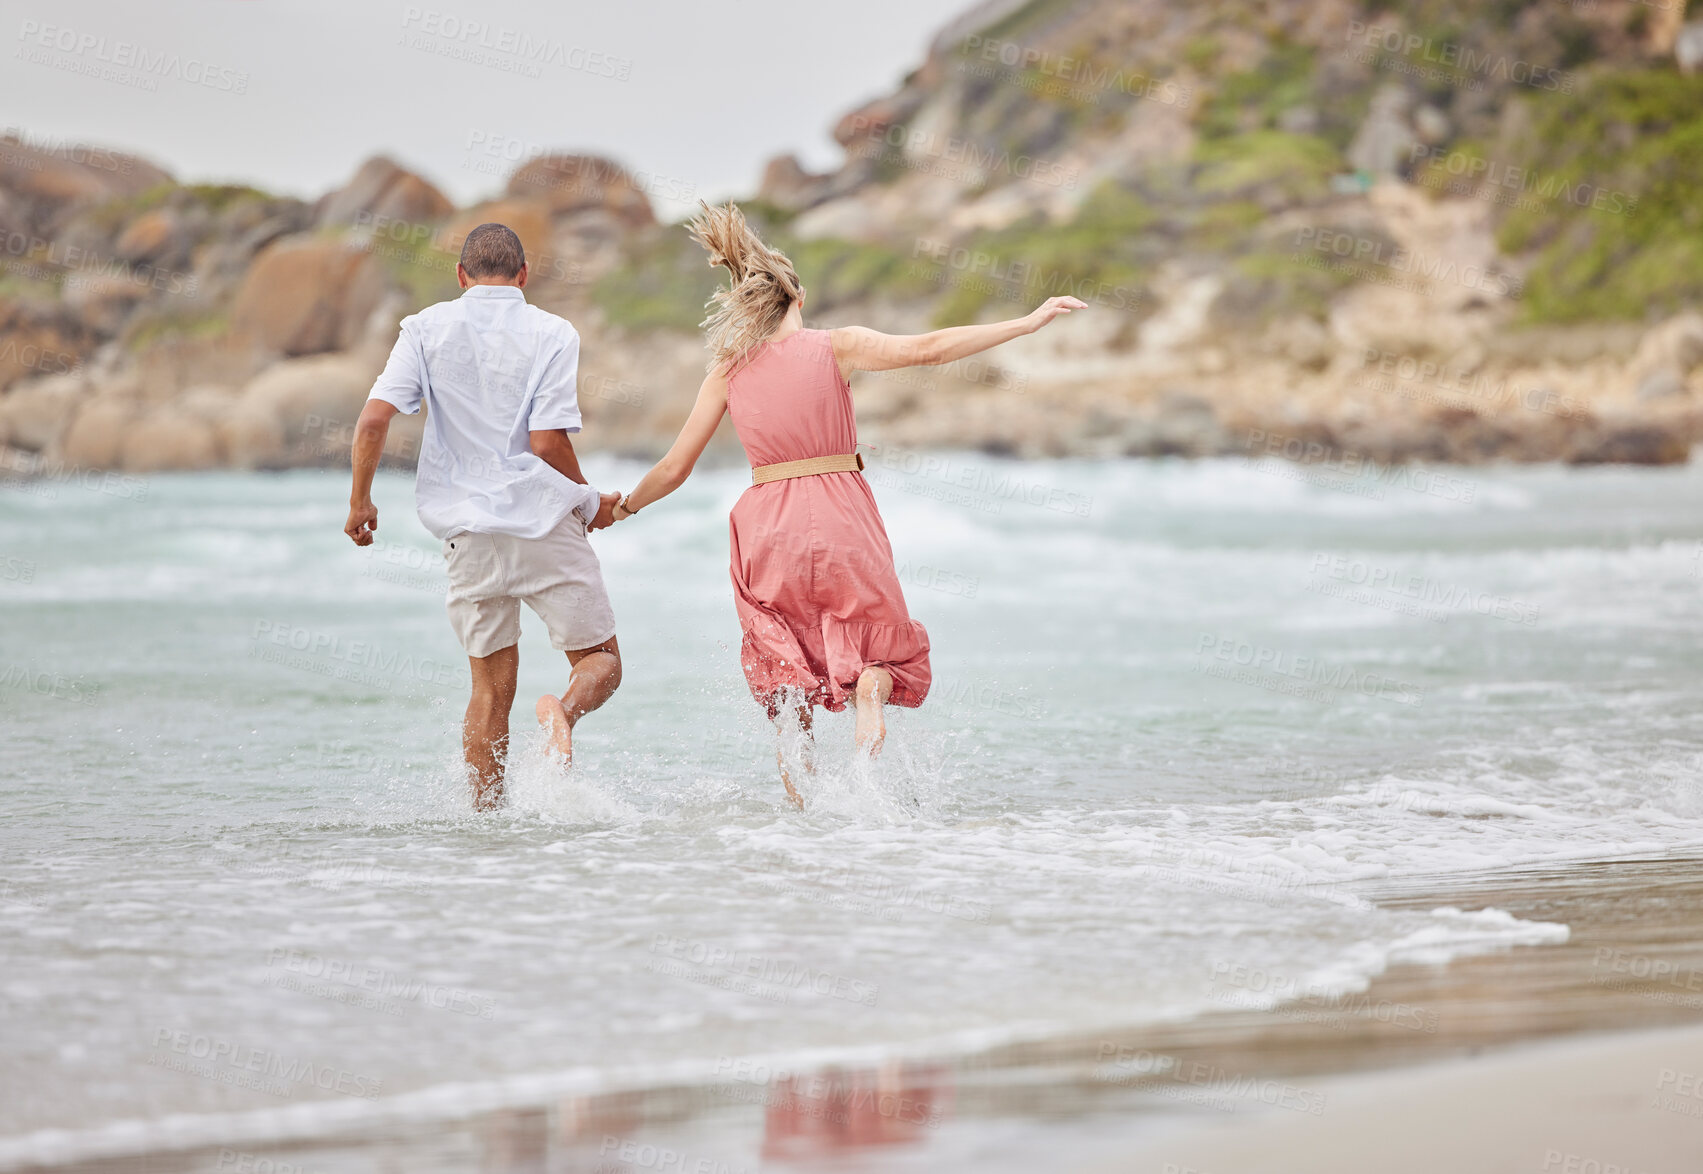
[
  {"left": 616, "top": 369, "right": 729, "bottom": 518},
  {"left": 831, "top": 295, "right": 1086, "bottom": 378}
]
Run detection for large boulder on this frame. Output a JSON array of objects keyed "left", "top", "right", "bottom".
[
  {"left": 505, "top": 155, "right": 653, "bottom": 227},
  {"left": 112, "top": 207, "right": 200, "bottom": 272},
  {"left": 0, "top": 319, "right": 86, "bottom": 392},
  {"left": 59, "top": 397, "right": 138, "bottom": 468},
  {"left": 0, "top": 372, "right": 87, "bottom": 451},
  {"left": 833, "top": 95, "right": 911, "bottom": 149},
  {"left": 63, "top": 274, "right": 151, "bottom": 338},
  {"left": 1627, "top": 311, "right": 1703, "bottom": 400},
  {"left": 229, "top": 236, "right": 390, "bottom": 356},
  {"left": 315, "top": 156, "right": 453, "bottom": 229},
  {"left": 119, "top": 408, "right": 221, "bottom": 472},
  {"left": 1567, "top": 416, "right": 1692, "bottom": 465},
  {"left": 213, "top": 404, "right": 287, "bottom": 470},
  {"left": 757, "top": 154, "right": 831, "bottom": 212},
  {"left": 0, "top": 134, "right": 169, "bottom": 228},
  {"left": 234, "top": 350, "right": 386, "bottom": 450},
  {"left": 442, "top": 200, "right": 553, "bottom": 275},
  {"left": 1116, "top": 391, "right": 1231, "bottom": 457}
]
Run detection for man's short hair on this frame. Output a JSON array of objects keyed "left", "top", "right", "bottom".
[{"left": 459, "top": 222, "right": 526, "bottom": 280}]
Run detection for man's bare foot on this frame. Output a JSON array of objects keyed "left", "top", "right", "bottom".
[
  {"left": 853, "top": 667, "right": 892, "bottom": 757},
  {"left": 535, "top": 694, "right": 573, "bottom": 765}
]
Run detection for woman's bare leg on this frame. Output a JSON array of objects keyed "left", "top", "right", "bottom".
[
  {"left": 854, "top": 667, "right": 893, "bottom": 757},
  {"left": 776, "top": 703, "right": 813, "bottom": 809}
]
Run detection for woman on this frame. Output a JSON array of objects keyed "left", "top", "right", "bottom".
[{"left": 610, "top": 202, "right": 1083, "bottom": 805}]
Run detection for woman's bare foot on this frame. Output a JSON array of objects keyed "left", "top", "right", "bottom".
[
  {"left": 776, "top": 700, "right": 813, "bottom": 810},
  {"left": 534, "top": 694, "right": 573, "bottom": 765},
  {"left": 777, "top": 753, "right": 805, "bottom": 810},
  {"left": 854, "top": 667, "right": 893, "bottom": 757}
]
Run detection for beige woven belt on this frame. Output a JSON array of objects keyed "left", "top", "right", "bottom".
[{"left": 750, "top": 452, "right": 865, "bottom": 485}]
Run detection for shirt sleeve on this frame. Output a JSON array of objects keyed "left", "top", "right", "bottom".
[
  {"left": 569, "top": 480, "right": 603, "bottom": 525},
  {"left": 368, "top": 322, "right": 424, "bottom": 415},
  {"left": 527, "top": 326, "right": 583, "bottom": 433}
]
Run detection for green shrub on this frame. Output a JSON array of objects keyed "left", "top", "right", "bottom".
[
  {"left": 590, "top": 227, "right": 717, "bottom": 333},
  {"left": 1498, "top": 70, "right": 1703, "bottom": 321},
  {"left": 1192, "top": 131, "right": 1341, "bottom": 203},
  {"left": 1196, "top": 42, "right": 1318, "bottom": 140},
  {"left": 914, "top": 182, "right": 1154, "bottom": 326},
  {"left": 124, "top": 309, "right": 228, "bottom": 351}
]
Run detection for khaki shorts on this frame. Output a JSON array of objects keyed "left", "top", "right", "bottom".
[{"left": 442, "top": 513, "right": 616, "bottom": 658}]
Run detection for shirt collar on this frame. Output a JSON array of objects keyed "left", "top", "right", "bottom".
[{"left": 460, "top": 285, "right": 526, "bottom": 300}]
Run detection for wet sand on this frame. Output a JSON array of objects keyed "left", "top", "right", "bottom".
[{"left": 20, "top": 854, "right": 1703, "bottom": 1173}]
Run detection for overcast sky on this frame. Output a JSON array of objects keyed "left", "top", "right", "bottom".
[{"left": 2, "top": 0, "right": 974, "bottom": 219}]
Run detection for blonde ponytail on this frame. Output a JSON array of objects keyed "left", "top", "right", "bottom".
[{"left": 688, "top": 201, "right": 802, "bottom": 373}]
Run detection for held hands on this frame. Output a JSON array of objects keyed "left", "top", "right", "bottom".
[
  {"left": 587, "top": 490, "right": 622, "bottom": 531},
  {"left": 1024, "top": 295, "right": 1088, "bottom": 333},
  {"left": 345, "top": 500, "right": 378, "bottom": 546}
]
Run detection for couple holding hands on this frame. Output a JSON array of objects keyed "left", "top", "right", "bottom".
[{"left": 345, "top": 205, "right": 1083, "bottom": 809}]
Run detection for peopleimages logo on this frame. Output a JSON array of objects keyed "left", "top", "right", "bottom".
[
  {"left": 843, "top": 116, "right": 1081, "bottom": 190},
  {"left": 1, "top": 126, "right": 134, "bottom": 174},
  {"left": 1346, "top": 20, "right": 1575, "bottom": 93},
  {"left": 249, "top": 621, "right": 465, "bottom": 689},
  {"left": 1293, "top": 228, "right": 1522, "bottom": 299},
  {"left": 148, "top": 1028, "right": 381, "bottom": 1100},
  {"left": 398, "top": 7, "right": 632, "bottom": 81},
  {"left": 1196, "top": 632, "right": 1426, "bottom": 708},
  {"left": 957, "top": 33, "right": 1193, "bottom": 108},
  {"left": 648, "top": 935, "right": 879, "bottom": 1006},
  {"left": 1408, "top": 145, "right": 1638, "bottom": 216},
  {"left": 15, "top": 21, "right": 251, "bottom": 93}
]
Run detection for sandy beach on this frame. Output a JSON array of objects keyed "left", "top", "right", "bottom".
[
  {"left": 1081, "top": 1023, "right": 1703, "bottom": 1174},
  {"left": 19, "top": 853, "right": 1701, "bottom": 1173}
]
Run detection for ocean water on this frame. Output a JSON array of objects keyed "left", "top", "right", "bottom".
[{"left": 3, "top": 453, "right": 1703, "bottom": 1167}]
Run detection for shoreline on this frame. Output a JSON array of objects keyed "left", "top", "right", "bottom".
[{"left": 13, "top": 854, "right": 1703, "bottom": 1172}]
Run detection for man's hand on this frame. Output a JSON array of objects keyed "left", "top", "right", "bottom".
[
  {"left": 345, "top": 500, "right": 378, "bottom": 546},
  {"left": 587, "top": 490, "right": 621, "bottom": 531}
]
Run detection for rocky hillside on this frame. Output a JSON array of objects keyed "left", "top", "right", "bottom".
[{"left": 4, "top": 0, "right": 1703, "bottom": 478}]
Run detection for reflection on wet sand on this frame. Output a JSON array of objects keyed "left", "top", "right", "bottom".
[
  {"left": 43, "top": 858, "right": 1703, "bottom": 1174},
  {"left": 464, "top": 1064, "right": 949, "bottom": 1173},
  {"left": 759, "top": 1064, "right": 947, "bottom": 1159}
]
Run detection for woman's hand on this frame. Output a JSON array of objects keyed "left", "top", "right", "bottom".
[{"left": 1024, "top": 295, "right": 1088, "bottom": 334}]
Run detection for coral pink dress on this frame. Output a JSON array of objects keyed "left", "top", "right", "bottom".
[{"left": 725, "top": 329, "right": 931, "bottom": 715}]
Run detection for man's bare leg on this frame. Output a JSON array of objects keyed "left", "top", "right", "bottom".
[
  {"left": 535, "top": 636, "right": 622, "bottom": 766},
  {"left": 776, "top": 703, "right": 813, "bottom": 810},
  {"left": 854, "top": 666, "right": 893, "bottom": 757},
  {"left": 466, "top": 644, "right": 519, "bottom": 811}
]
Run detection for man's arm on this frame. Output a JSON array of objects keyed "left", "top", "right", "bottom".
[
  {"left": 530, "top": 427, "right": 617, "bottom": 529},
  {"left": 346, "top": 399, "right": 399, "bottom": 546},
  {"left": 525, "top": 328, "right": 612, "bottom": 526},
  {"left": 529, "top": 428, "right": 587, "bottom": 484},
  {"left": 349, "top": 320, "right": 424, "bottom": 545}
]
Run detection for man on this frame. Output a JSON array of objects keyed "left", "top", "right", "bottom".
[{"left": 344, "top": 222, "right": 622, "bottom": 810}]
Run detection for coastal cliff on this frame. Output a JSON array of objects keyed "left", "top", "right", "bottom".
[{"left": 3, "top": 0, "right": 1702, "bottom": 477}]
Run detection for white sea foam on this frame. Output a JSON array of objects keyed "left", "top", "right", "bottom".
[{"left": 4, "top": 459, "right": 1703, "bottom": 1159}]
